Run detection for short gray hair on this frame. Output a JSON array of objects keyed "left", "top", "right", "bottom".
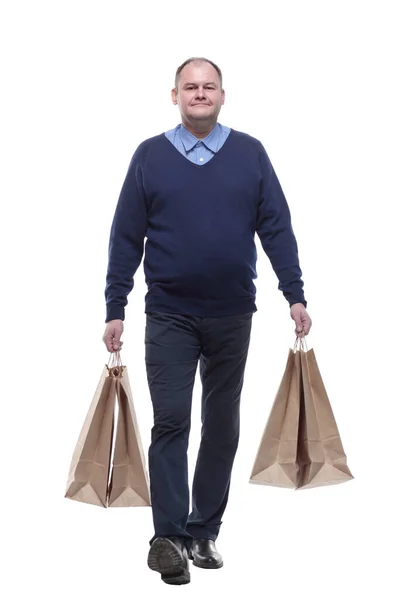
[{"left": 175, "top": 57, "right": 223, "bottom": 89}]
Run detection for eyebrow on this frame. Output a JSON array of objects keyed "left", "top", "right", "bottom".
[{"left": 183, "top": 82, "right": 217, "bottom": 87}]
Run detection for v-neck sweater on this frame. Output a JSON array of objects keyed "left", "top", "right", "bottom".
[{"left": 105, "top": 128, "right": 306, "bottom": 321}]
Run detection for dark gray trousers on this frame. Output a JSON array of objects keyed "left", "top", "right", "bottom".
[{"left": 145, "top": 311, "right": 253, "bottom": 548}]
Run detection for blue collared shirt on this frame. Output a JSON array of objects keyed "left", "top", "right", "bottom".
[{"left": 164, "top": 122, "right": 231, "bottom": 165}]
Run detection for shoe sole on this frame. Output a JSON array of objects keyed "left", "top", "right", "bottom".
[
  {"left": 148, "top": 538, "right": 190, "bottom": 585},
  {"left": 189, "top": 552, "right": 224, "bottom": 569}
]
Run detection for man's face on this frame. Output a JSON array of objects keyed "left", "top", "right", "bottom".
[{"left": 172, "top": 62, "right": 225, "bottom": 124}]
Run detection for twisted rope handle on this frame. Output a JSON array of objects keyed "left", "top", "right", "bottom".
[
  {"left": 293, "top": 334, "right": 308, "bottom": 353},
  {"left": 107, "top": 349, "right": 123, "bottom": 371}
]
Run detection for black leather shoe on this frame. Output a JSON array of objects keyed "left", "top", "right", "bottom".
[
  {"left": 189, "top": 539, "right": 223, "bottom": 569},
  {"left": 147, "top": 537, "right": 190, "bottom": 585}
]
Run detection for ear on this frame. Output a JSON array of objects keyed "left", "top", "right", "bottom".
[
  {"left": 171, "top": 87, "right": 178, "bottom": 105},
  {"left": 221, "top": 88, "right": 226, "bottom": 105}
]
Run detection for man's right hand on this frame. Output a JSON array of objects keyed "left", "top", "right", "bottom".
[{"left": 102, "top": 319, "right": 124, "bottom": 352}]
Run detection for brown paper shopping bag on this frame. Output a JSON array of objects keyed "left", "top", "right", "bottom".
[
  {"left": 65, "top": 352, "right": 151, "bottom": 507},
  {"left": 296, "top": 341, "right": 354, "bottom": 489},
  {"left": 107, "top": 357, "right": 151, "bottom": 507},
  {"left": 249, "top": 344, "right": 301, "bottom": 488},
  {"left": 65, "top": 365, "right": 116, "bottom": 507}
]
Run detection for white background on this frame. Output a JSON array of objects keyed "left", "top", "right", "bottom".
[{"left": 1, "top": 0, "right": 399, "bottom": 597}]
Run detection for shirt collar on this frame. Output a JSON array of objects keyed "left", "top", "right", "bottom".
[{"left": 178, "top": 123, "right": 222, "bottom": 153}]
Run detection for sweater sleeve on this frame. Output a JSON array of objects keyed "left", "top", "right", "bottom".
[
  {"left": 255, "top": 142, "right": 307, "bottom": 308},
  {"left": 104, "top": 146, "right": 148, "bottom": 322}
]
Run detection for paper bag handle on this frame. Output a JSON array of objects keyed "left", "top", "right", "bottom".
[
  {"left": 107, "top": 350, "right": 123, "bottom": 376},
  {"left": 293, "top": 335, "right": 308, "bottom": 353}
]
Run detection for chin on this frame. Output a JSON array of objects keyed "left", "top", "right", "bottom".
[{"left": 189, "top": 109, "right": 214, "bottom": 119}]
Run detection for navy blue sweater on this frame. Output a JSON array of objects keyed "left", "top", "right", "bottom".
[{"left": 105, "top": 129, "right": 306, "bottom": 322}]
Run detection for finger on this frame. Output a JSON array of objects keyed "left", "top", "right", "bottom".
[
  {"left": 113, "top": 338, "right": 123, "bottom": 351},
  {"left": 102, "top": 334, "right": 113, "bottom": 353}
]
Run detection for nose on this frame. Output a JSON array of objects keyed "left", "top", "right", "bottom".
[{"left": 195, "top": 87, "right": 206, "bottom": 99}]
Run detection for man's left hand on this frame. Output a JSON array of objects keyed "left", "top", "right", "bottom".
[{"left": 290, "top": 303, "right": 312, "bottom": 337}]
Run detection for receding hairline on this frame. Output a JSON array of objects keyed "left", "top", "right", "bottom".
[{"left": 174, "top": 58, "right": 223, "bottom": 89}]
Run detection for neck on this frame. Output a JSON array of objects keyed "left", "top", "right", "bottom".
[{"left": 181, "top": 119, "right": 217, "bottom": 139}]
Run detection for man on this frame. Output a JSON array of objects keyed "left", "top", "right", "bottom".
[{"left": 102, "top": 57, "right": 312, "bottom": 585}]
